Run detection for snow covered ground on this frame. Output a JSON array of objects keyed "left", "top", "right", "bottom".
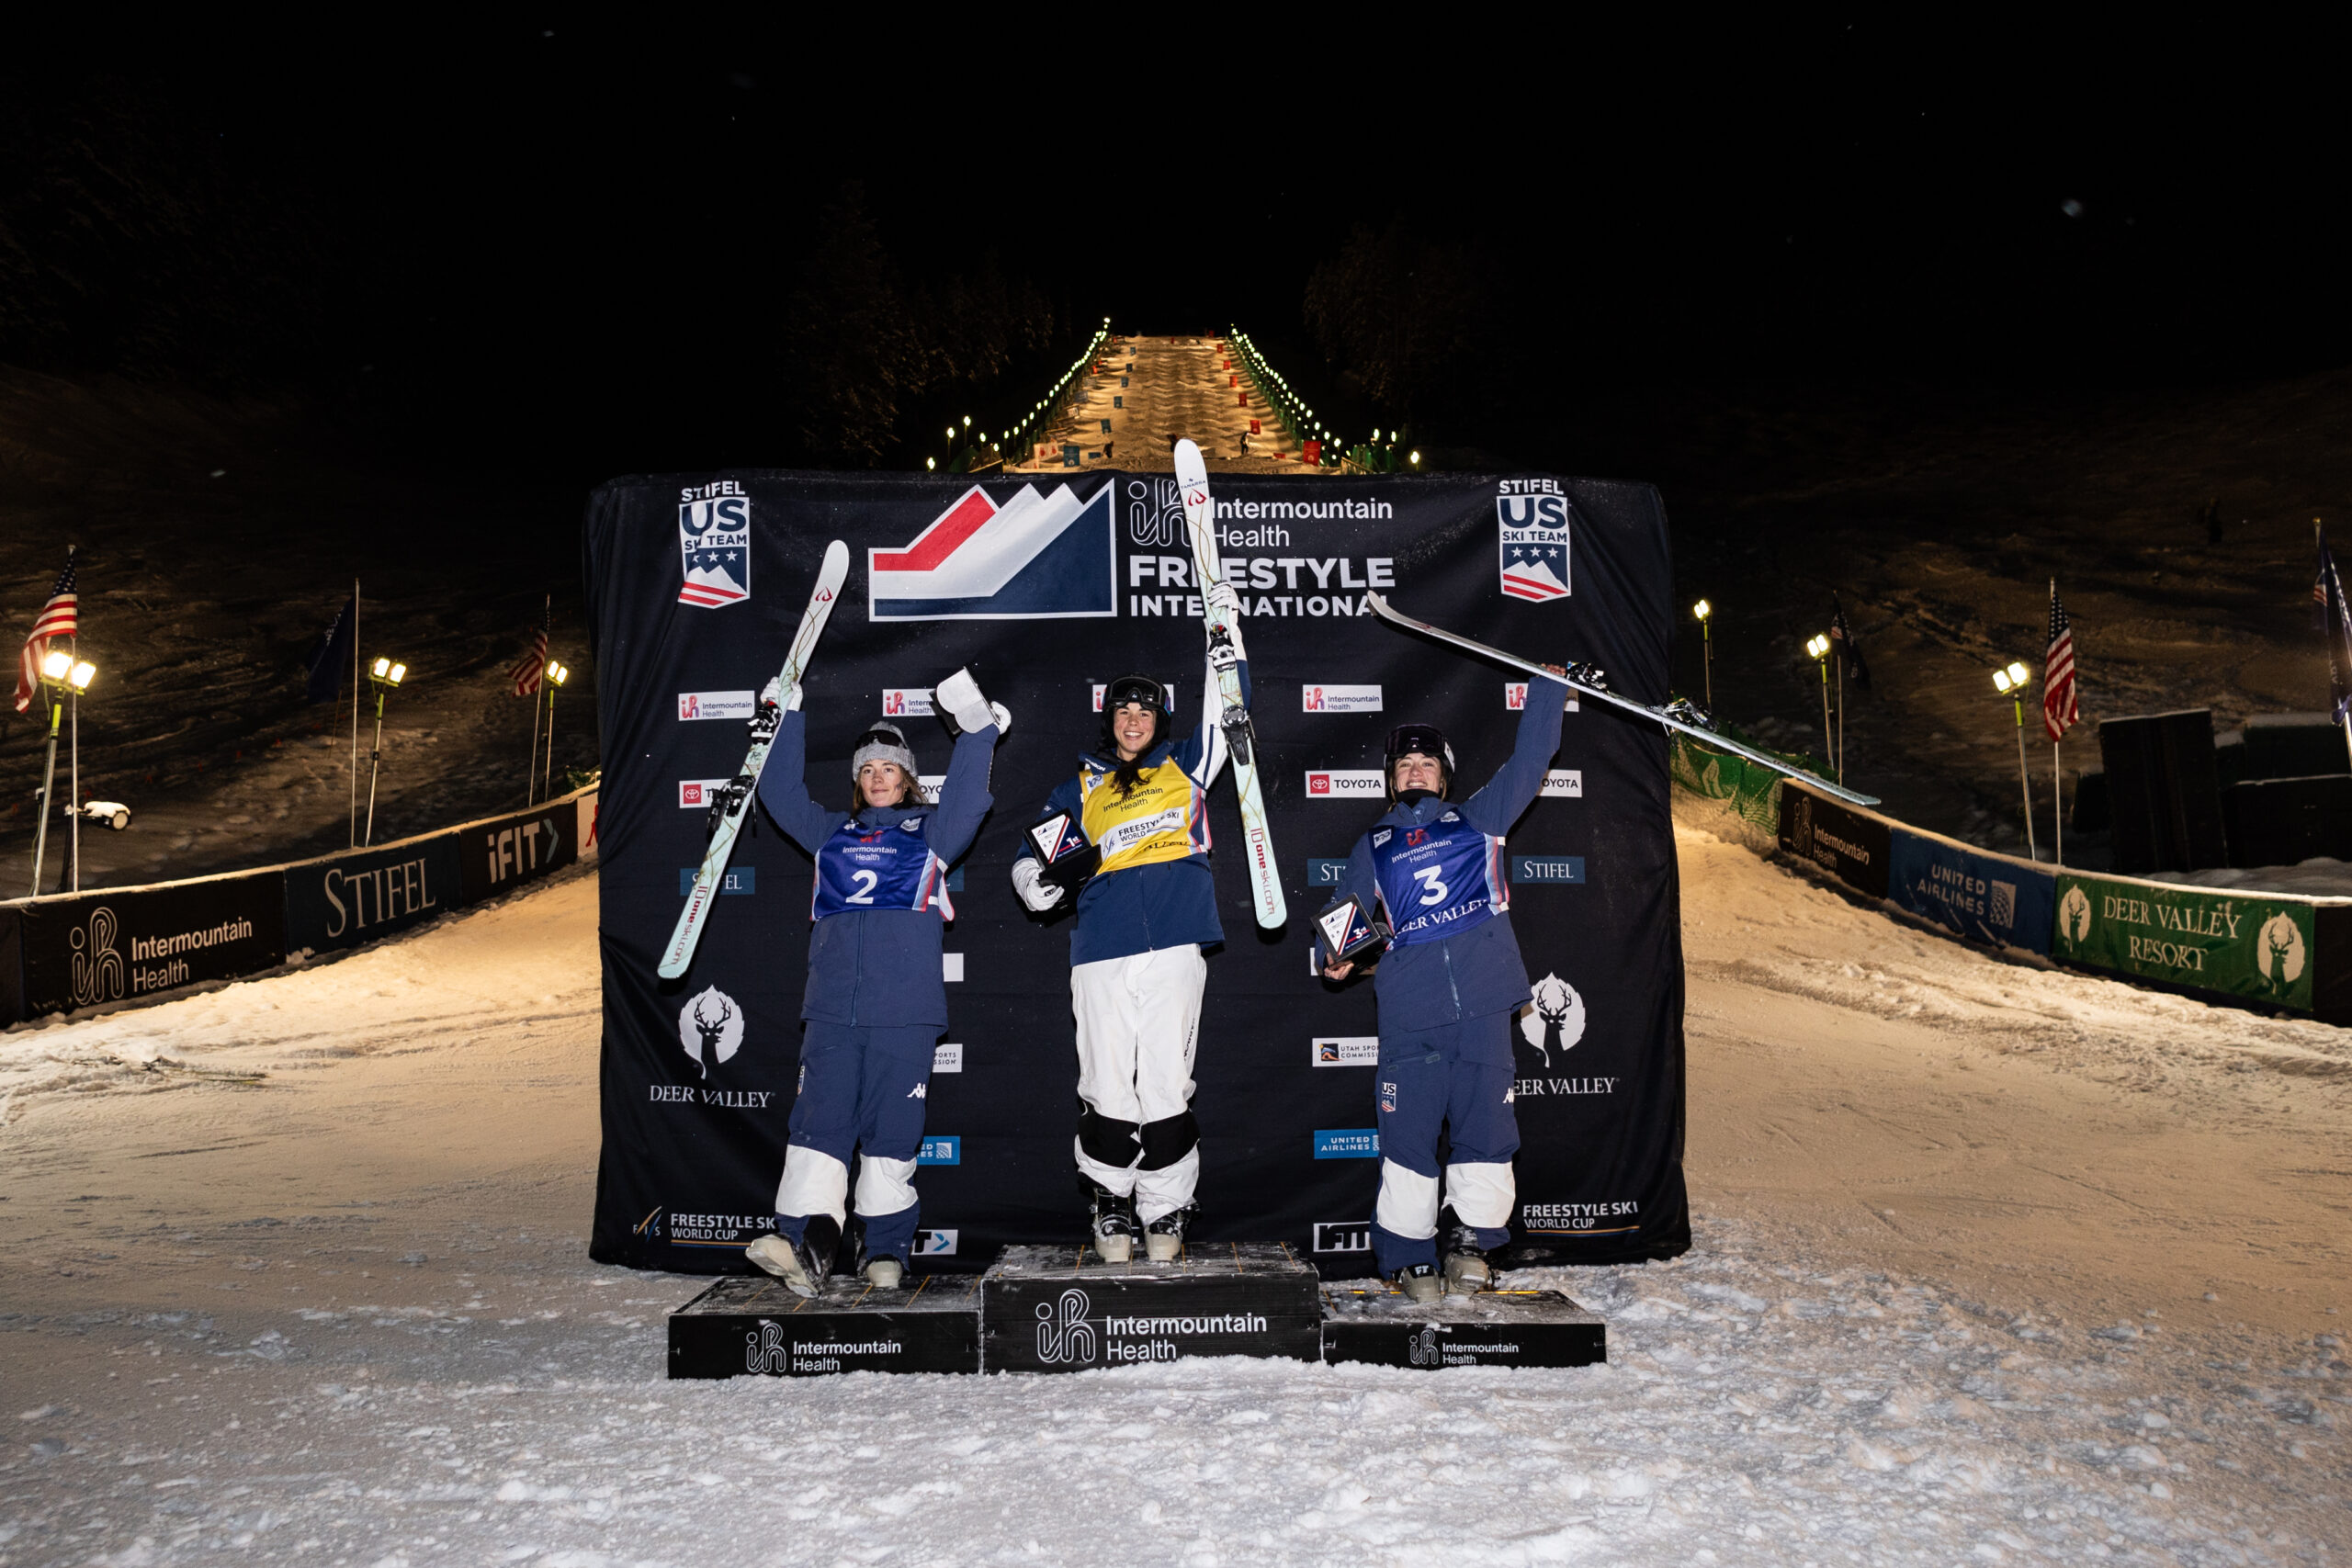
[
  {"left": 1011, "top": 337, "right": 1317, "bottom": 477},
  {"left": 2, "top": 830, "right": 2347, "bottom": 1566}
]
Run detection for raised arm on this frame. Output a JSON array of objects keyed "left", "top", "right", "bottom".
[
  {"left": 755, "top": 709, "right": 845, "bottom": 853},
  {"left": 1176, "top": 649, "right": 1251, "bottom": 791},
  {"left": 922, "top": 723, "right": 999, "bottom": 866},
  {"left": 1460, "top": 672, "right": 1568, "bottom": 837}
]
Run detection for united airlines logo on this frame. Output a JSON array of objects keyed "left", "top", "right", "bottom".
[
  {"left": 1035, "top": 1287, "right": 1098, "bottom": 1364},
  {"left": 678, "top": 481, "right": 751, "bottom": 609},
  {"left": 1498, "top": 481, "right": 1571, "bottom": 603},
  {"left": 869, "top": 481, "right": 1117, "bottom": 621}
]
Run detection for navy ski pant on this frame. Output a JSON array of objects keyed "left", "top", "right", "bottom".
[
  {"left": 1368, "top": 1011, "right": 1521, "bottom": 1275},
  {"left": 773, "top": 1021, "right": 937, "bottom": 1265}
]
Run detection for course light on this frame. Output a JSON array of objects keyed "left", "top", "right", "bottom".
[
  {"left": 547, "top": 661, "right": 570, "bottom": 687},
  {"left": 40, "top": 648, "right": 71, "bottom": 681},
  {"left": 1409, "top": 451, "right": 1421, "bottom": 467},
  {"left": 1804, "top": 634, "right": 1830, "bottom": 660},
  {"left": 1692, "top": 599, "right": 1712, "bottom": 621},
  {"left": 926, "top": 457, "right": 936, "bottom": 471},
  {"left": 963, "top": 415, "right": 971, "bottom": 427},
  {"left": 946, "top": 426, "right": 956, "bottom": 439},
  {"left": 66, "top": 660, "right": 95, "bottom": 694},
  {"left": 1992, "top": 666, "right": 2015, "bottom": 694},
  {"left": 2007, "top": 660, "right": 2031, "bottom": 688}
]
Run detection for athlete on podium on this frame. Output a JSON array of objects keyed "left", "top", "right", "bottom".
[
  {"left": 1316, "top": 665, "right": 1569, "bottom": 1302},
  {"left": 1011, "top": 584, "right": 1250, "bottom": 1265},
  {"left": 744, "top": 670, "right": 1005, "bottom": 1296}
]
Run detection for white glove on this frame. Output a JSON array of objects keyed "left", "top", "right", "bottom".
[
  {"left": 935, "top": 667, "right": 997, "bottom": 735},
  {"left": 759, "top": 676, "right": 803, "bottom": 713},
  {"left": 986, "top": 700, "right": 1012, "bottom": 738},
  {"left": 1204, "top": 580, "right": 1241, "bottom": 626},
  {"left": 1012, "top": 856, "right": 1064, "bottom": 911}
]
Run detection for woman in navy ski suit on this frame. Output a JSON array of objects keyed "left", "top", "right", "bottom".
[
  {"left": 1317, "top": 669, "right": 1567, "bottom": 1298},
  {"left": 744, "top": 669, "right": 1002, "bottom": 1294}
]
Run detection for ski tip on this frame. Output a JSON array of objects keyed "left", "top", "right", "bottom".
[
  {"left": 656, "top": 957, "right": 687, "bottom": 980},
  {"left": 1172, "top": 439, "right": 1205, "bottom": 488}
]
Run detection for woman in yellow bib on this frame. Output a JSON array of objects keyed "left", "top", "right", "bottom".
[{"left": 1012, "top": 586, "right": 1248, "bottom": 1262}]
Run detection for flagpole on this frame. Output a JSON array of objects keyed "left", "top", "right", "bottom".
[
  {"left": 526, "top": 673, "right": 542, "bottom": 807},
  {"left": 349, "top": 577, "right": 361, "bottom": 848},
  {"left": 2013, "top": 694, "right": 2038, "bottom": 862},
  {"left": 2052, "top": 740, "right": 2063, "bottom": 868},
  {"left": 67, "top": 651, "right": 79, "bottom": 894},
  {"left": 1836, "top": 658, "right": 1844, "bottom": 782},
  {"left": 543, "top": 682, "right": 557, "bottom": 804}
]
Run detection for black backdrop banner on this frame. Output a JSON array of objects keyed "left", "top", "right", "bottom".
[{"left": 583, "top": 470, "right": 1689, "bottom": 1275}]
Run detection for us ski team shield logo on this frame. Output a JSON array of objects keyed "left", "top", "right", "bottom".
[
  {"left": 1498, "top": 490, "right": 1572, "bottom": 603},
  {"left": 869, "top": 481, "right": 1117, "bottom": 621},
  {"left": 677, "top": 482, "right": 751, "bottom": 609}
]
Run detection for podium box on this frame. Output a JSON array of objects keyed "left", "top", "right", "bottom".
[
  {"left": 981, "top": 1243, "right": 1322, "bottom": 1373},
  {"left": 1318, "top": 1282, "right": 1607, "bottom": 1370},
  {"left": 669, "top": 1272, "right": 981, "bottom": 1380}
]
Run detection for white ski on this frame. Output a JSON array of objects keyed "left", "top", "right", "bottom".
[
  {"left": 1365, "top": 590, "right": 1882, "bottom": 807},
  {"left": 1175, "top": 439, "right": 1285, "bottom": 928},
  {"left": 659, "top": 539, "right": 851, "bottom": 979}
]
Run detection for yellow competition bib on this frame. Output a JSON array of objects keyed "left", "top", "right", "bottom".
[{"left": 1080, "top": 760, "right": 1203, "bottom": 874}]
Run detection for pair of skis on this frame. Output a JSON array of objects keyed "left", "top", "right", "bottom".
[{"left": 658, "top": 540, "right": 850, "bottom": 979}]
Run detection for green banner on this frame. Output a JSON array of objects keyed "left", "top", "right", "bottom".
[{"left": 2052, "top": 874, "right": 2316, "bottom": 1010}]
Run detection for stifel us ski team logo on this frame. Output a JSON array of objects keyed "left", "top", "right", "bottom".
[
  {"left": 869, "top": 481, "right": 1116, "bottom": 621},
  {"left": 678, "top": 481, "right": 752, "bottom": 609},
  {"left": 1498, "top": 486, "right": 1572, "bottom": 603}
]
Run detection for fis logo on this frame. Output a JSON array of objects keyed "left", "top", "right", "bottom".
[
  {"left": 679, "top": 481, "right": 752, "bottom": 609},
  {"left": 1497, "top": 481, "right": 1572, "bottom": 603},
  {"left": 869, "top": 482, "right": 1116, "bottom": 621}
]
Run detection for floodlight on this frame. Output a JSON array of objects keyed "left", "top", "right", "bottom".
[
  {"left": 946, "top": 426, "right": 956, "bottom": 439},
  {"left": 548, "top": 662, "right": 570, "bottom": 687},
  {"left": 66, "top": 660, "right": 95, "bottom": 693},
  {"left": 371, "top": 656, "right": 390, "bottom": 679},
  {"left": 1992, "top": 667, "right": 2014, "bottom": 694},
  {"left": 926, "top": 457, "right": 936, "bottom": 471},
  {"left": 388, "top": 663, "right": 406, "bottom": 685},
  {"left": 1692, "top": 600, "right": 1712, "bottom": 621},
  {"left": 963, "top": 415, "right": 971, "bottom": 426},
  {"left": 2006, "top": 660, "right": 2031, "bottom": 687},
  {"left": 1804, "top": 634, "right": 1830, "bottom": 660},
  {"left": 40, "top": 649, "right": 71, "bottom": 681},
  {"left": 1409, "top": 451, "right": 1421, "bottom": 466}
]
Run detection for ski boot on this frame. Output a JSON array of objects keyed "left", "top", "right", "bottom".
[
  {"left": 865, "top": 1256, "right": 904, "bottom": 1289},
  {"left": 1394, "top": 1262, "right": 1442, "bottom": 1304},
  {"left": 1087, "top": 1181, "right": 1139, "bottom": 1265},
  {"left": 1442, "top": 1224, "right": 1492, "bottom": 1295},
  {"left": 1144, "top": 1202, "right": 1195, "bottom": 1262},
  {"left": 746, "top": 1213, "right": 841, "bottom": 1300}
]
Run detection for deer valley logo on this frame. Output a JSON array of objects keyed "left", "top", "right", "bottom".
[
  {"left": 1408, "top": 1325, "right": 1442, "bottom": 1367},
  {"left": 678, "top": 986, "right": 744, "bottom": 1077},
  {"left": 69, "top": 906, "right": 125, "bottom": 1007},
  {"left": 2256, "top": 912, "right": 2307, "bottom": 990},
  {"left": 1035, "top": 1287, "right": 1098, "bottom": 1365},
  {"left": 678, "top": 480, "right": 751, "bottom": 609},
  {"left": 2057, "top": 886, "right": 2092, "bottom": 944},
  {"left": 1125, "top": 477, "right": 1186, "bottom": 547},
  {"left": 1519, "top": 974, "right": 1587, "bottom": 1067},
  {"left": 1497, "top": 479, "right": 1571, "bottom": 603}
]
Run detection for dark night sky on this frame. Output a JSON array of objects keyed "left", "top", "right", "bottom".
[{"left": 6, "top": 20, "right": 2346, "bottom": 479}]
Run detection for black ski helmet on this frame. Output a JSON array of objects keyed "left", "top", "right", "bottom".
[
  {"left": 1100, "top": 673, "right": 1170, "bottom": 756},
  {"left": 1385, "top": 722, "right": 1455, "bottom": 798}
]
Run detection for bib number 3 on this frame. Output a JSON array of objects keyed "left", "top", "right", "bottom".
[{"left": 1414, "top": 865, "right": 1450, "bottom": 907}]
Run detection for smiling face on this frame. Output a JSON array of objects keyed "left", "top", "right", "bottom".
[
  {"left": 1110, "top": 702, "right": 1158, "bottom": 761},
  {"left": 858, "top": 761, "right": 910, "bottom": 808},
  {"left": 1391, "top": 751, "right": 1446, "bottom": 796}
]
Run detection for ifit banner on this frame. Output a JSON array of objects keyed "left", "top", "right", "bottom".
[{"left": 583, "top": 471, "right": 1689, "bottom": 1274}]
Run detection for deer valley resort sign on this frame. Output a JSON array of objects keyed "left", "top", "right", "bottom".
[{"left": 2052, "top": 873, "right": 2314, "bottom": 1010}]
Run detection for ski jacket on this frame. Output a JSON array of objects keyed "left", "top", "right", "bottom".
[
  {"left": 1316, "top": 675, "right": 1567, "bottom": 1032},
  {"left": 1016, "top": 657, "right": 1249, "bottom": 966},
  {"left": 759, "top": 709, "right": 996, "bottom": 1027}
]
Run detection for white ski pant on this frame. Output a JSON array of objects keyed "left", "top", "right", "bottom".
[{"left": 1070, "top": 943, "right": 1205, "bottom": 1224}]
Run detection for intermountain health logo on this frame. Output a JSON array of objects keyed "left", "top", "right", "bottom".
[
  {"left": 1035, "top": 1288, "right": 1097, "bottom": 1365},
  {"left": 1497, "top": 481, "right": 1572, "bottom": 603},
  {"left": 869, "top": 482, "right": 1116, "bottom": 620},
  {"left": 678, "top": 481, "right": 751, "bottom": 608},
  {"left": 678, "top": 986, "right": 744, "bottom": 1077},
  {"left": 69, "top": 906, "right": 125, "bottom": 1007}
]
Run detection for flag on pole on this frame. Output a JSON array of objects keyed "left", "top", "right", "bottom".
[
  {"left": 2043, "top": 581, "right": 2080, "bottom": 741},
  {"left": 304, "top": 591, "right": 356, "bottom": 705},
  {"left": 2316, "top": 525, "right": 2352, "bottom": 724},
  {"left": 1828, "top": 594, "right": 1870, "bottom": 687},
  {"left": 508, "top": 601, "right": 550, "bottom": 697},
  {"left": 12, "top": 549, "right": 78, "bottom": 714}
]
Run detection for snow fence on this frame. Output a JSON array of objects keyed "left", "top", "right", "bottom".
[
  {"left": 0, "top": 785, "right": 598, "bottom": 1024},
  {"left": 1673, "top": 736, "right": 2352, "bottom": 1021}
]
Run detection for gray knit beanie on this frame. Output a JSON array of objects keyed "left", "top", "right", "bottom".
[{"left": 851, "top": 720, "right": 919, "bottom": 784}]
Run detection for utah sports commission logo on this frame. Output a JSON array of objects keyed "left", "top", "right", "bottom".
[
  {"left": 678, "top": 480, "right": 752, "bottom": 608},
  {"left": 1498, "top": 481, "right": 1572, "bottom": 603},
  {"left": 869, "top": 482, "right": 1116, "bottom": 621}
]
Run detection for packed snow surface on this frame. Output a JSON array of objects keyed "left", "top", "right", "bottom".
[{"left": 2, "top": 830, "right": 2347, "bottom": 1565}]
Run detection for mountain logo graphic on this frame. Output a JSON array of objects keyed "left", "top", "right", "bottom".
[{"left": 869, "top": 481, "right": 1117, "bottom": 621}]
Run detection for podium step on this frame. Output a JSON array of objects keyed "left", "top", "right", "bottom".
[
  {"left": 982, "top": 1243, "right": 1323, "bottom": 1373},
  {"left": 668, "top": 1272, "right": 981, "bottom": 1379},
  {"left": 1319, "top": 1282, "right": 1607, "bottom": 1370}
]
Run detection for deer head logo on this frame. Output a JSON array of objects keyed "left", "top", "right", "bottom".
[
  {"left": 2256, "top": 912, "right": 2306, "bottom": 992},
  {"left": 1518, "top": 973, "right": 1587, "bottom": 1069},
  {"left": 676, "top": 986, "right": 744, "bottom": 1077}
]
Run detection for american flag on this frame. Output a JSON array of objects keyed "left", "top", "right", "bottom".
[
  {"left": 508, "top": 599, "right": 549, "bottom": 697},
  {"left": 1829, "top": 594, "right": 1871, "bottom": 687},
  {"left": 2043, "top": 580, "right": 2080, "bottom": 741},
  {"left": 12, "top": 551, "right": 78, "bottom": 715},
  {"left": 2317, "top": 525, "right": 2352, "bottom": 724}
]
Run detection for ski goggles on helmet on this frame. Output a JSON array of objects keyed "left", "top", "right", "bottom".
[
  {"left": 1102, "top": 673, "right": 1170, "bottom": 714},
  {"left": 1384, "top": 723, "right": 1455, "bottom": 777}
]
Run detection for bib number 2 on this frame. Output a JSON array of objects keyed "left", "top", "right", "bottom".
[{"left": 845, "top": 869, "right": 879, "bottom": 906}]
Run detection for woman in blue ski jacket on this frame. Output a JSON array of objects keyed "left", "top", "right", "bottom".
[
  {"left": 743, "top": 668, "right": 1004, "bottom": 1294},
  {"left": 1010, "top": 582, "right": 1250, "bottom": 1264},
  {"left": 1317, "top": 666, "right": 1567, "bottom": 1302}
]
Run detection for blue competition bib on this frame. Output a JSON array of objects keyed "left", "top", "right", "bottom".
[
  {"left": 1368, "top": 810, "right": 1506, "bottom": 946},
  {"left": 811, "top": 817, "right": 954, "bottom": 921}
]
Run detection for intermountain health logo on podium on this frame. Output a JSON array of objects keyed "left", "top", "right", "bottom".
[{"left": 869, "top": 482, "right": 1117, "bottom": 620}]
